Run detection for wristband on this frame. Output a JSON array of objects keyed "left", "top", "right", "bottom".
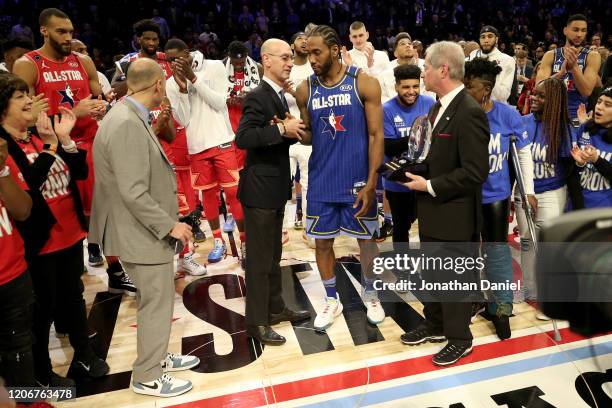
[
  {"left": 0, "top": 166, "right": 9, "bottom": 178},
  {"left": 42, "top": 143, "right": 58, "bottom": 153},
  {"left": 62, "top": 140, "right": 78, "bottom": 153}
]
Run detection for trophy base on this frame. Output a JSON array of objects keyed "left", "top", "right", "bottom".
[{"left": 378, "top": 161, "right": 428, "bottom": 183}]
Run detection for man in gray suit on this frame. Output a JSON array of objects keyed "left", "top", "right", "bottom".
[{"left": 90, "top": 58, "right": 199, "bottom": 398}]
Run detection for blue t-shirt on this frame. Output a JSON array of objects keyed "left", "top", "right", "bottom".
[
  {"left": 523, "top": 114, "right": 571, "bottom": 193},
  {"left": 382, "top": 95, "right": 436, "bottom": 192},
  {"left": 574, "top": 125, "right": 612, "bottom": 208},
  {"left": 307, "top": 65, "right": 369, "bottom": 203},
  {"left": 482, "top": 102, "right": 529, "bottom": 204}
]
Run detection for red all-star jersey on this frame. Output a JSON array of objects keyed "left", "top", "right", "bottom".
[{"left": 24, "top": 50, "right": 98, "bottom": 143}]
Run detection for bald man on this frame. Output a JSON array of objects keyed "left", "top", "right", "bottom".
[
  {"left": 90, "top": 58, "right": 199, "bottom": 397},
  {"left": 236, "top": 38, "right": 310, "bottom": 345}
]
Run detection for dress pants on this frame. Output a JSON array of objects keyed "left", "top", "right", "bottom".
[
  {"left": 420, "top": 234, "right": 474, "bottom": 345},
  {"left": 244, "top": 205, "right": 286, "bottom": 326},
  {"left": 122, "top": 261, "right": 174, "bottom": 383}
]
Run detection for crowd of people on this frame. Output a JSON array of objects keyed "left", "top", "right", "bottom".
[{"left": 0, "top": 2, "right": 611, "bottom": 403}]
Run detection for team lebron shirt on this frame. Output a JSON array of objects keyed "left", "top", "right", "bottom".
[
  {"left": 0, "top": 156, "right": 28, "bottom": 285},
  {"left": 17, "top": 138, "right": 86, "bottom": 254},
  {"left": 382, "top": 94, "right": 435, "bottom": 193}
]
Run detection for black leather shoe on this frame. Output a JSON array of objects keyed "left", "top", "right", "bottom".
[
  {"left": 269, "top": 308, "right": 311, "bottom": 325},
  {"left": 246, "top": 325, "right": 286, "bottom": 345}
]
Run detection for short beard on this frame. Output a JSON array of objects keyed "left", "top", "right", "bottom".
[
  {"left": 49, "top": 37, "right": 71, "bottom": 57},
  {"left": 141, "top": 47, "right": 157, "bottom": 58},
  {"left": 319, "top": 54, "right": 334, "bottom": 76},
  {"left": 481, "top": 45, "right": 494, "bottom": 54}
]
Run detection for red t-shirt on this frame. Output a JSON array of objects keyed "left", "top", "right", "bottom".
[
  {"left": 18, "top": 138, "right": 86, "bottom": 254},
  {"left": 0, "top": 156, "right": 28, "bottom": 285},
  {"left": 228, "top": 71, "right": 245, "bottom": 132},
  {"left": 25, "top": 50, "right": 98, "bottom": 144}
]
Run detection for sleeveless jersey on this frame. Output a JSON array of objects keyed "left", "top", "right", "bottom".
[
  {"left": 307, "top": 65, "right": 369, "bottom": 203},
  {"left": 25, "top": 50, "right": 98, "bottom": 143},
  {"left": 552, "top": 47, "right": 590, "bottom": 119}
]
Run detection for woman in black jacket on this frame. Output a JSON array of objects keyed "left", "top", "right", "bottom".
[{"left": 0, "top": 73, "right": 109, "bottom": 387}]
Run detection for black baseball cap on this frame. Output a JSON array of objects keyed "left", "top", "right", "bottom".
[{"left": 480, "top": 25, "right": 499, "bottom": 37}]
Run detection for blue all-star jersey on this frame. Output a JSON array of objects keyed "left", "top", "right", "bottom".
[
  {"left": 523, "top": 114, "right": 571, "bottom": 193},
  {"left": 574, "top": 124, "right": 612, "bottom": 208},
  {"left": 482, "top": 102, "right": 529, "bottom": 204},
  {"left": 307, "top": 65, "right": 369, "bottom": 203},
  {"left": 551, "top": 47, "right": 590, "bottom": 120},
  {"left": 382, "top": 94, "right": 435, "bottom": 192}
]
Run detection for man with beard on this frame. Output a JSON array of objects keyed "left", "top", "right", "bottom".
[
  {"left": 537, "top": 14, "right": 601, "bottom": 125},
  {"left": 111, "top": 19, "right": 173, "bottom": 99},
  {"left": 285, "top": 31, "right": 313, "bottom": 237},
  {"left": 295, "top": 25, "right": 385, "bottom": 330},
  {"left": 468, "top": 26, "right": 515, "bottom": 103},
  {"left": 382, "top": 64, "right": 435, "bottom": 246}
]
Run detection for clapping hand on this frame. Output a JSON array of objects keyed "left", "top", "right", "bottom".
[
  {"left": 564, "top": 46, "right": 578, "bottom": 70},
  {"left": 35, "top": 111, "right": 58, "bottom": 145},
  {"left": 31, "top": 93, "right": 49, "bottom": 119},
  {"left": 576, "top": 103, "right": 592, "bottom": 124},
  {"left": 54, "top": 107, "right": 77, "bottom": 145},
  {"left": 341, "top": 46, "right": 352, "bottom": 65}
]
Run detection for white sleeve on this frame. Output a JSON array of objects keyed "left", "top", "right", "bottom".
[
  {"left": 190, "top": 64, "right": 228, "bottom": 112},
  {"left": 492, "top": 57, "right": 516, "bottom": 103},
  {"left": 97, "top": 72, "right": 112, "bottom": 94},
  {"left": 380, "top": 70, "right": 396, "bottom": 102},
  {"left": 166, "top": 78, "right": 191, "bottom": 128},
  {"left": 517, "top": 143, "right": 535, "bottom": 195},
  {"left": 370, "top": 51, "right": 390, "bottom": 77}
]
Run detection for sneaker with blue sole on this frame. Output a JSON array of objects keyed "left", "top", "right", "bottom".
[
  {"left": 208, "top": 238, "right": 227, "bottom": 263},
  {"left": 223, "top": 214, "right": 235, "bottom": 233}
]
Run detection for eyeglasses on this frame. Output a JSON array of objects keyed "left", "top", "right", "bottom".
[{"left": 265, "top": 53, "right": 293, "bottom": 62}]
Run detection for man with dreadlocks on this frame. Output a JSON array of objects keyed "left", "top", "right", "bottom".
[
  {"left": 295, "top": 25, "right": 385, "bottom": 330},
  {"left": 515, "top": 77, "right": 573, "bottom": 313}
]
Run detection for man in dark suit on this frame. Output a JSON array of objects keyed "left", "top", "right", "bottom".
[
  {"left": 235, "top": 38, "right": 311, "bottom": 345},
  {"left": 400, "top": 41, "right": 489, "bottom": 366}
]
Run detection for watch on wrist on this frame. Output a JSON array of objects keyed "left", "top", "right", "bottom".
[{"left": 43, "top": 143, "right": 58, "bottom": 153}]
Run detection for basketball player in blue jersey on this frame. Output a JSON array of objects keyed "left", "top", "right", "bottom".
[
  {"left": 537, "top": 14, "right": 601, "bottom": 125},
  {"left": 294, "top": 25, "right": 385, "bottom": 330}
]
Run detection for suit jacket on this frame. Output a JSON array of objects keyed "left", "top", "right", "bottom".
[
  {"left": 418, "top": 89, "right": 490, "bottom": 241},
  {"left": 89, "top": 100, "right": 179, "bottom": 264},
  {"left": 235, "top": 81, "right": 297, "bottom": 209}
]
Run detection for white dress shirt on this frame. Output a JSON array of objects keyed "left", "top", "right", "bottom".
[
  {"left": 426, "top": 84, "right": 465, "bottom": 196},
  {"left": 166, "top": 59, "right": 233, "bottom": 155}
]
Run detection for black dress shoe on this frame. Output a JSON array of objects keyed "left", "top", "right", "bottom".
[
  {"left": 269, "top": 308, "right": 311, "bottom": 325},
  {"left": 246, "top": 325, "right": 286, "bottom": 345}
]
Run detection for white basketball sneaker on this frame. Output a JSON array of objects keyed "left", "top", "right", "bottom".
[
  {"left": 314, "top": 294, "right": 343, "bottom": 331},
  {"left": 179, "top": 253, "right": 207, "bottom": 276},
  {"left": 364, "top": 292, "right": 385, "bottom": 324},
  {"left": 132, "top": 374, "right": 192, "bottom": 397}
]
